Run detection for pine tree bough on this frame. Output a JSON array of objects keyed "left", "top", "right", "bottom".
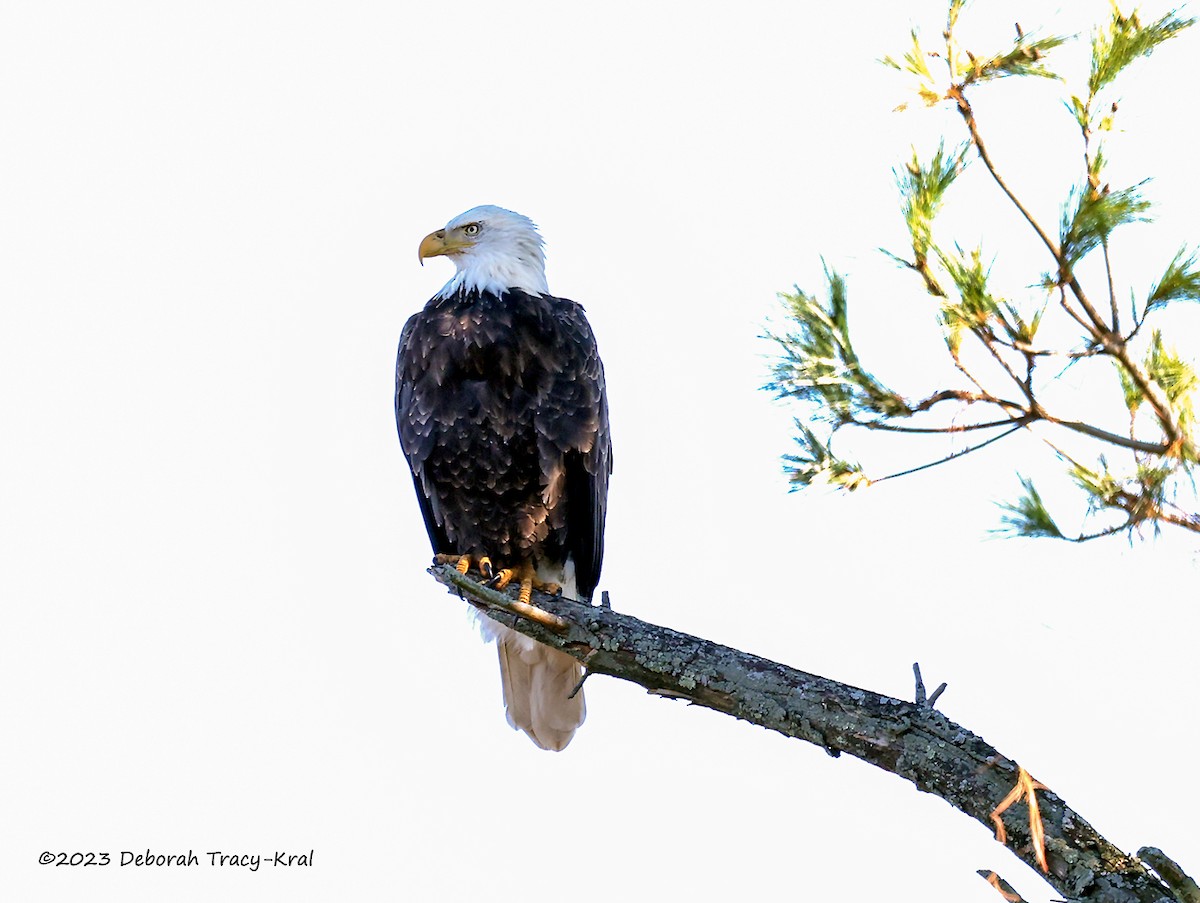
[
  {"left": 768, "top": 4, "right": 1200, "bottom": 540},
  {"left": 431, "top": 564, "right": 1192, "bottom": 903}
]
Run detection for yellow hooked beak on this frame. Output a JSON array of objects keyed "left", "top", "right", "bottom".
[{"left": 418, "top": 228, "right": 471, "bottom": 265}]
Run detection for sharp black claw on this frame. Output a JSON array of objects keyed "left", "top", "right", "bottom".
[{"left": 479, "top": 559, "right": 495, "bottom": 580}]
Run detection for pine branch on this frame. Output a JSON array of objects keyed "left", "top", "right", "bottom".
[
  {"left": 872, "top": 422, "right": 1025, "bottom": 483},
  {"left": 856, "top": 414, "right": 1025, "bottom": 435},
  {"left": 771, "top": 4, "right": 1199, "bottom": 539},
  {"left": 1105, "top": 241, "right": 1121, "bottom": 332},
  {"left": 1038, "top": 413, "right": 1171, "bottom": 456},
  {"left": 947, "top": 84, "right": 1185, "bottom": 452},
  {"left": 430, "top": 564, "right": 1185, "bottom": 903},
  {"left": 947, "top": 83, "right": 1112, "bottom": 339},
  {"left": 1154, "top": 508, "right": 1200, "bottom": 533}
]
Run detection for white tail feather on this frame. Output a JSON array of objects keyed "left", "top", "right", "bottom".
[
  {"left": 469, "top": 558, "right": 587, "bottom": 751},
  {"left": 495, "top": 625, "right": 585, "bottom": 751}
]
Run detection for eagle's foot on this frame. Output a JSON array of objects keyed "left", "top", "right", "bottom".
[
  {"left": 435, "top": 553, "right": 502, "bottom": 582},
  {"left": 490, "top": 568, "right": 517, "bottom": 591},
  {"left": 487, "top": 563, "right": 562, "bottom": 604}
]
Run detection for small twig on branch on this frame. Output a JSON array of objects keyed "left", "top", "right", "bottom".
[
  {"left": 859, "top": 416, "right": 1026, "bottom": 435},
  {"left": 906, "top": 389, "right": 1025, "bottom": 416},
  {"left": 1039, "top": 413, "right": 1171, "bottom": 456},
  {"left": 989, "top": 334, "right": 1105, "bottom": 360},
  {"left": 978, "top": 869, "right": 1030, "bottom": 903},
  {"left": 1058, "top": 284, "right": 1096, "bottom": 333},
  {"left": 977, "top": 327, "right": 1037, "bottom": 401},
  {"left": 567, "top": 660, "right": 594, "bottom": 701},
  {"left": 1103, "top": 240, "right": 1121, "bottom": 334},
  {"left": 872, "top": 423, "right": 1025, "bottom": 484},
  {"left": 947, "top": 85, "right": 1062, "bottom": 277},
  {"left": 1153, "top": 508, "right": 1200, "bottom": 534},
  {"left": 429, "top": 563, "right": 1182, "bottom": 903},
  {"left": 1139, "top": 848, "right": 1200, "bottom": 903},
  {"left": 913, "top": 662, "right": 947, "bottom": 709}
]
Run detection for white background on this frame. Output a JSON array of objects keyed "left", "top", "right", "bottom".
[{"left": 3, "top": 1, "right": 1198, "bottom": 901}]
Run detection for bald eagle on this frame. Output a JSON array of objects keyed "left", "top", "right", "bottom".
[{"left": 396, "top": 206, "right": 612, "bottom": 751}]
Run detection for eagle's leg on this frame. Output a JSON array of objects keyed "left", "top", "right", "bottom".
[{"left": 491, "top": 562, "right": 562, "bottom": 604}]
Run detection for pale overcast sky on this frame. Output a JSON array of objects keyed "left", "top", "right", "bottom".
[{"left": 3, "top": 2, "right": 1198, "bottom": 901}]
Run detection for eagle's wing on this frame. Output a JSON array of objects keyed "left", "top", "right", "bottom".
[
  {"left": 535, "top": 297, "right": 612, "bottom": 601},
  {"left": 395, "top": 313, "right": 451, "bottom": 554}
]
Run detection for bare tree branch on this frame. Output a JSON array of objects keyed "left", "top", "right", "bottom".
[{"left": 430, "top": 564, "right": 1182, "bottom": 903}]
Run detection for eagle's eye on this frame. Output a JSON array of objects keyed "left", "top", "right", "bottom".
[{"left": 463, "top": 223, "right": 481, "bottom": 236}]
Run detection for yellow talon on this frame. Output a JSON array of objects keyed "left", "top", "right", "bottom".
[
  {"left": 434, "top": 553, "right": 473, "bottom": 574},
  {"left": 441, "top": 557, "right": 563, "bottom": 603}
]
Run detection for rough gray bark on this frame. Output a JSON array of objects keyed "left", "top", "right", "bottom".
[{"left": 430, "top": 564, "right": 1191, "bottom": 903}]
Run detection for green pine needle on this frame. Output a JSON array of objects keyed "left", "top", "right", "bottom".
[
  {"left": 1136, "top": 462, "right": 1173, "bottom": 506},
  {"left": 937, "top": 246, "right": 1001, "bottom": 325},
  {"left": 766, "top": 269, "right": 909, "bottom": 422},
  {"left": 1066, "top": 94, "right": 1090, "bottom": 131},
  {"left": 783, "top": 422, "right": 869, "bottom": 491},
  {"left": 1060, "top": 182, "right": 1151, "bottom": 268},
  {"left": 1115, "top": 361, "right": 1144, "bottom": 414},
  {"left": 882, "top": 30, "right": 936, "bottom": 82},
  {"left": 961, "top": 34, "right": 1068, "bottom": 84},
  {"left": 1089, "top": 7, "right": 1194, "bottom": 97},
  {"left": 994, "top": 477, "right": 1064, "bottom": 538},
  {"left": 767, "top": 1, "right": 1200, "bottom": 536},
  {"left": 1070, "top": 460, "right": 1124, "bottom": 508},
  {"left": 999, "top": 299, "right": 1046, "bottom": 344},
  {"left": 1147, "top": 248, "right": 1200, "bottom": 311},
  {"left": 1146, "top": 330, "right": 1198, "bottom": 435},
  {"left": 895, "top": 142, "right": 969, "bottom": 292}
]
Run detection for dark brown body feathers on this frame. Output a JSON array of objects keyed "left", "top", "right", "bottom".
[{"left": 396, "top": 287, "right": 611, "bottom": 600}]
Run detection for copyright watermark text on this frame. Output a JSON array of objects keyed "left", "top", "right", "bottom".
[{"left": 39, "top": 849, "right": 314, "bottom": 871}]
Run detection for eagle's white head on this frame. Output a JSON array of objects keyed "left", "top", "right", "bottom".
[{"left": 418, "top": 205, "right": 550, "bottom": 298}]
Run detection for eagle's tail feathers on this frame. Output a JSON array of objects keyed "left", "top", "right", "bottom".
[{"left": 495, "top": 625, "right": 585, "bottom": 752}]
